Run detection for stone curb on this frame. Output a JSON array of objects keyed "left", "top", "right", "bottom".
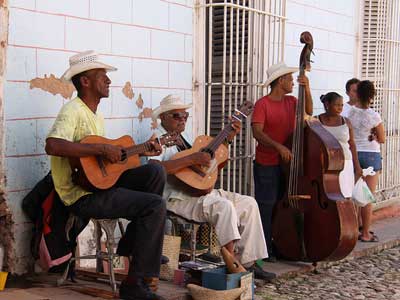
[{"left": 268, "top": 237, "right": 400, "bottom": 281}]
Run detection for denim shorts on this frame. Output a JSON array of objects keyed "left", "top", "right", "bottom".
[{"left": 357, "top": 151, "right": 382, "bottom": 171}]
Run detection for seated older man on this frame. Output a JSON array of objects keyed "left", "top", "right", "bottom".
[{"left": 148, "top": 95, "right": 275, "bottom": 280}]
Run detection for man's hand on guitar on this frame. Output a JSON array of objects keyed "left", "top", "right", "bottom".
[
  {"left": 101, "top": 144, "right": 123, "bottom": 163},
  {"left": 141, "top": 134, "right": 163, "bottom": 156},
  {"left": 189, "top": 152, "right": 211, "bottom": 167},
  {"left": 227, "top": 118, "right": 242, "bottom": 143}
]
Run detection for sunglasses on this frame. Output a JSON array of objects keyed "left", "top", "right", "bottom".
[{"left": 167, "top": 111, "right": 189, "bottom": 120}]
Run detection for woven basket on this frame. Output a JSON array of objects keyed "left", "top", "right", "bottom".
[
  {"left": 160, "top": 235, "right": 181, "bottom": 281},
  {"left": 187, "top": 284, "right": 245, "bottom": 300}
]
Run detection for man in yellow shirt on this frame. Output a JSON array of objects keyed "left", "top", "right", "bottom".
[{"left": 46, "top": 50, "right": 166, "bottom": 300}]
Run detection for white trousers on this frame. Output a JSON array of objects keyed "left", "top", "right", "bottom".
[{"left": 167, "top": 189, "right": 268, "bottom": 265}]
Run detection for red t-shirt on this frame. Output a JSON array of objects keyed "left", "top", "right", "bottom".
[{"left": 252, "top": 95, "right": 297, "bottom": 165}]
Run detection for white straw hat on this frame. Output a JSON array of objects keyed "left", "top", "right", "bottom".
[
  {"left": 187, "top": 284, "right": 245, "bottom": 300},
  {"left": 61, "top": 50, "right": 117, "bottom": 81},
  {"left": 152, "top": 94, "right": 192, "bottom": 120},
  {"left": 264, "top": 62, "right": 297, "bottom": 87}
]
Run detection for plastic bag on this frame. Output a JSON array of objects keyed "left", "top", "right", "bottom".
[{"left": 352, "top": 167, "right": 376, "bottom": 207}]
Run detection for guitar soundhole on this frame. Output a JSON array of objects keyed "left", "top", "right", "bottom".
[
  {"left": 120, "top": 149, "right": 128, "bottom": 162},
  {"left": 200, "top": 147, "right": 214, "bottom": 159}
]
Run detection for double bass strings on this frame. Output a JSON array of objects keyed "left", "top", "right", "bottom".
[{"left": 289, "top": 80, "right": 306, "bottom": 210}]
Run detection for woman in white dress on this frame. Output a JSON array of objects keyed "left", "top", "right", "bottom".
[
  {"left": 346, "top": 80, "right": 385, "bottom": 242},
  {"left": 318, "top": 92, "right": 362, "bottom": 198}
]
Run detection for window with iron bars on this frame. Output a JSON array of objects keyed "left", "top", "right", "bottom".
[
  {"left": 195, "top": 0, "right": 287, "bottom": 195},
  {"left": 361, "top": 0, "right": 400, "bottom": 205}
]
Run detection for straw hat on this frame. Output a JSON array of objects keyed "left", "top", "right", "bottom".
[
  {"left": 62, "top": 50, "right": 117, "bottom": 81},
  {"left": 264, "top": 62, "right": 297, "bottom": 87},
  {"left": 187, "top": 284, "right": 245, "bottom": 300},
  {"left": 152, "top": 94, "right": 192, "bottom": 120}
]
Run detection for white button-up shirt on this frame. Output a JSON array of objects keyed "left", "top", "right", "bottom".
[{"left": 148, "top": 126, "right": 197, "bottom": 202}]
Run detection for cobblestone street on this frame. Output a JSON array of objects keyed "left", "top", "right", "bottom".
[{"left": 257, "top": 246, "right": 400, "bottom": 300}]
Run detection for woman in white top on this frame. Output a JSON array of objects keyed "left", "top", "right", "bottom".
[
  {"left": 346, "top": 80, "right": 385, "bottom": 242},
  {"left": 318, "top": 92, "right": 362, "bottom": 199}
]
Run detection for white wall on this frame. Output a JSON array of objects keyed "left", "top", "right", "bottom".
[
  {"left": 284, "top": 0, "right": 360, "bottom": 114},
  {"left": 5, "top": 0, "right": 194, "bottom": 274}
]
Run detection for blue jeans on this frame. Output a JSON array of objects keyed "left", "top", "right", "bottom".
[
  {"left": 253, "top": 161, "right": 283, "bottom": 255},
  {"left": 358, "top": 151, "right": 382, "bottom": 171}
]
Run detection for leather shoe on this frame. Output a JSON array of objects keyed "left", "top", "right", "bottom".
[
  {"left": 248, "top": 264, "right": 276, "bottom": 281},
  {"left": 119, "top": 278, "right": 166, "bottom": 300},
  {"left": 161, "top": 255, "right": 169, "bottom": 265},
  {"left": 263, "top": 255, "right": 277, "bottom": 263}
]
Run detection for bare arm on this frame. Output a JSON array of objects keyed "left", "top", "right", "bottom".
[
  {"left": 149, "top": 152, "right": 211, "bottom": 175},
  {"left": 345, "top": 119, "right": 362, "bottom": 180},
  {"left": 252, "top": 123, "right": 291, "bottom": 163},
  {"left": 46, "top": 137, "right": 122, "bottom": 163},
  {"left": 375, "top": 123, "right": 386, "bottom": 144}
]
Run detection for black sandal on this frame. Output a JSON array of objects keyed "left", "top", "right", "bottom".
[{"left": 360, "top": 234, "right": 379, "bottom": 243}]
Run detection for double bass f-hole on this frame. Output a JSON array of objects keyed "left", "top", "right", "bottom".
[{"left": 312, "top": 180, "right": 329, "bottom": 209}]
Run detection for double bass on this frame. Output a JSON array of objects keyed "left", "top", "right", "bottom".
[{"left": 271, "top": 32, "right": 358, "bottom": 262}]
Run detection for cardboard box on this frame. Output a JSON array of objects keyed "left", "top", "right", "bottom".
[{"left": 201, "top": 267, "right": 253, "bottom": 300}]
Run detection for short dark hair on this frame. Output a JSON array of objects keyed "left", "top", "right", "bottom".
[
  {"left": 71, "top": 71, "right": 89, "bottom": 93},
  {"left": 270, "top": 73, "right": 290, "bottom": 90},
  {"left": 320, "top": 92, "right": 342, "bottom": 111},
  {"left": 357, "top": 80, "right": 375, "bottom": 106},
  {"left": 269, "top": 78, "right": 279, "bottom": 90},
  {"left": 345, "top": 78, "right": 360, "bottom": 93}
]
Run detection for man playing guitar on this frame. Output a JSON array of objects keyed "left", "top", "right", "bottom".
[
  {"left": 45, "top": 50, "right": 167, "bottom": 300},
  {"left": 149, "top": 95, "right": 275, "bottom": 280}
]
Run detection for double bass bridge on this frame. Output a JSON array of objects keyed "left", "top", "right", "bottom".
[{"left": 288, "top": 195, "right": 311, "bottom": 201}]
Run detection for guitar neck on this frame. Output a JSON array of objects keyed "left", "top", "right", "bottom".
[
  {"left": 124, "top": 141, "right": 156, "bottom": 156},
  {"left": 207, "top": 125, "right": 233, "bottom": 152}
]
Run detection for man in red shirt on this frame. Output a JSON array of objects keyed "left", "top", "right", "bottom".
[{"left": 251, "top": 62, "right": 313, "bottom": 261}]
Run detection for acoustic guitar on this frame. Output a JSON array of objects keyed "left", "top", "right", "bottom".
[
  {"left": 171, "top": 102, "right": 254, "bottom": 195},
  {"left": 70, "top": 133, "right": 178, "bottom": 191}
]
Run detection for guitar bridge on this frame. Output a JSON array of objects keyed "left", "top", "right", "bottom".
[
  {"left": 96, "top": 156, "right": 108, "bottom": 177},
  {"left": 189, "top": 159, "right": 217, "bottom": 178},
  {"left": 288, "top": 195, "right": 311, "bottom": 201}
]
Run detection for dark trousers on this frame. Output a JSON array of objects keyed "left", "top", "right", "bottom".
[
  {"left": 253, "top": 161, "right": 283, "bottom": 255},
  {"left": 69, "top": 163, "right": 167, "bottom": 278}
]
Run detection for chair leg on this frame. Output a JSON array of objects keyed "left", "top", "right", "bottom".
[
  {"left": 208, "top": 224, "right": 213, "bottom": 254},
  {"left": 118, "top": 219, "right": 125, "bottom": 235},
  {"left": 105, "top": 237, "right": 117, "bottom": 294},
  {"left": 56, "top": 260, "right": 71, "bottom": 286},
  {"left": 100, "top": 220, "right": 118, "bottom": 294},
  {"left": 191, "top": 224, "right": 200, "bottom": 261},
  {"left": 94, "top": 221, "right": 103, "bottom": 273}
]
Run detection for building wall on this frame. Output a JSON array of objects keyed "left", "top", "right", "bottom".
[
  {"left": 4, "top": 0, "right": 194, "bottom": 274},
  {"left": 284, "top": 0, "right": 360, "bottom": 114}
]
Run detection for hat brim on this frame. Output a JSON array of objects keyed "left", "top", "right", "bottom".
[
  {"left": 264, "top": 67, "right": 298, "bottom": 87},
  {"left": 152, "top": 103, "right": 192, "bottom": 120},
  {"left": 62, "top": 62, "right": 117, "bottom": 81}
]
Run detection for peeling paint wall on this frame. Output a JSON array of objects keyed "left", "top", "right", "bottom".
[
  {"left": 0, "top": 0, "right": 14, "bottom": 273},
  {"left": 4, "top": 0, "right": 194, "bottom": 274}
]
